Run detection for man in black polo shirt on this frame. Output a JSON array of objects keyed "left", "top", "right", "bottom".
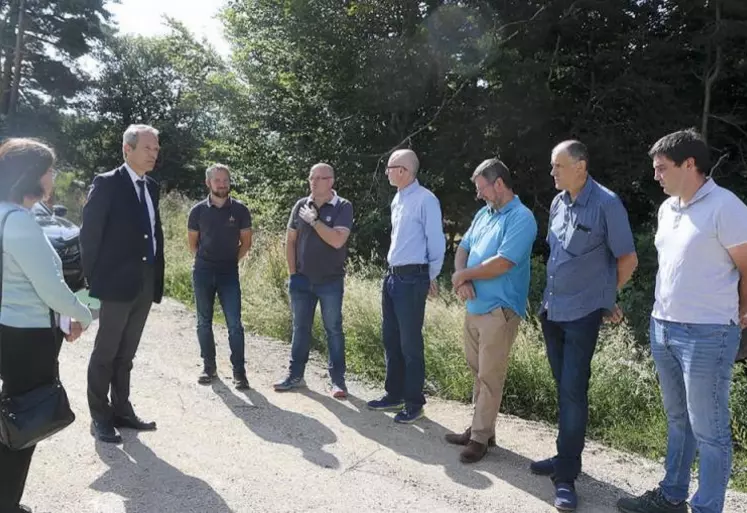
[
  {"left": 187, "top": 163, "right": 252, "bottom": 389},
  {"left": 273, "top": 162, "right": 353, "bottom": 398}
]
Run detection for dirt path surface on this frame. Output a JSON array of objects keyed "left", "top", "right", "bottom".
[{"left": 22, "top": 299, "right": 747, "bottom": 513}]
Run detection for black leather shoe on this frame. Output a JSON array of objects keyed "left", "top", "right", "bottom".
[
  {"left": 93, "top": 420, "right": 123, "bottom": 444},
  {"left": 198, "top": 366, "right": 217, "bottom": 385},
  {"left": 233, "top": 373, "right": 250, "bottom": 390},
  {"left": 113, "top": 414, "right": 157, "bottom": 431}
]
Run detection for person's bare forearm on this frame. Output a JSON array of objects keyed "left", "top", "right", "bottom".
[
  {"left": 286, "top": 238, "right": 296, "bottom": 274},
  {"left": 459, "top": 255, "right": 513, "bottom": 282},
  {"left": 313, "top": 223, "right": 348, "bottom": 249},
  {"left": 739, "top": 274, "right": 747, "bottom": 319},
  {"left": 454, "top": 246, "right": 469, "bottom": 272},
  {"left": 616, "top": 252, "right": 638, "bottom": 289}
]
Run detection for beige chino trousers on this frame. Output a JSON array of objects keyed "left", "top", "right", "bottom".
[{"left": 464, "top": 307, "right": 521, "bottom": 444}]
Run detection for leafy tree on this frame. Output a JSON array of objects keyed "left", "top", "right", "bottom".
[
  {"left": 67, "top": 21, "right": 234, "bottom": 194},
  {"left": 0, "top": 0, "right": 111, "bottom": 127}
]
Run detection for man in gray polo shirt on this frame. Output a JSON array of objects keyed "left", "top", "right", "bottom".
[
  {"left": 532, "top": 140, "right": 639, "bottom": 511},
  {"left": 187, "top": 164, "right": 253, "bottom": 389},
  {"left": 618, "top": 129, "right": 747, "bottom": 513},
  {"left": 273, "top": 163, "right": 353, "bottom": 399}
]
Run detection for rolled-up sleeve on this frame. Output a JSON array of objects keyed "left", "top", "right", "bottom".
[{"left": 422, "top": 194, "right": 446, "bottom": 280}]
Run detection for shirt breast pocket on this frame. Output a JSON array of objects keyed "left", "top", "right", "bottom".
[{"left": 563, "top": 223, "right": 601, "bottom": 257}]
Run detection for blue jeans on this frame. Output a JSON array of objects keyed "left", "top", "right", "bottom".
[
  {"left": 540, "top": 309, "right": 604, "bottom": 483},
  {"left": 288, "top": 274, "right": 346, "bottom": 388},
  {"left": 382, "top": 271, "right": 430, "bottom": 408},
  {"left": 192, "top": 267, "right": 245, "bottom": 373},
  {"left": 650, "top": 317, "right": 741, "bottom": 513}
]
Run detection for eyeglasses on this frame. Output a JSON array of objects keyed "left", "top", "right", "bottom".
[
  {"left": 476, "top": 180, "right": 496, "bottom": 196},
  {"left": 309, "top": 176, "right": 333, "bottom": 182},
  {"left": 386, "top": 165, "right": 406, "bottom": 173}
]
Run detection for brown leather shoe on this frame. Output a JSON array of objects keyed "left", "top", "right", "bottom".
[
  {"left": 444, "top": 427, "right": 496, "bottom": 446},
  {"left": 460, "top": 440, "right": 488, "bottom": 463}
]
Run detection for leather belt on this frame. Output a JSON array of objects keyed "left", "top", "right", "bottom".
[{"left": 388, "top": 264, "right": 429, "bottom": 275}]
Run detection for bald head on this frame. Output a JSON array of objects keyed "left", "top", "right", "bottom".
[{"left": 388, "top": 149, "right": 420, "bottom": 175}]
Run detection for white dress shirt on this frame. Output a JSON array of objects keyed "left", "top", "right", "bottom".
[{"left": 124, "top": 163, "right": 157, "bottom": 256}]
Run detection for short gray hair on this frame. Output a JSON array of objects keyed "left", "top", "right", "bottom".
[
  {"left": 471, "top": 158, "right": 513, "bottom": 189},
  {"left": 122, "top": 124, "right": 159, "bottom": 149},
  {"left": 206, "top": 163, "right": 231, "bottom": 180}
]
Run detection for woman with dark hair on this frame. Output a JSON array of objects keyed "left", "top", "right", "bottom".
[{"left": 0, "top": 138, "right": 92, "bottom": 513}]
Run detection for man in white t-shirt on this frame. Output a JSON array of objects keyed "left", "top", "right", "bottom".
[{"left": 617, "top": 128, "right": 747, "bottom": 513}]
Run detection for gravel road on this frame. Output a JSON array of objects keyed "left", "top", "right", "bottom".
[{"left": 21, "top": 299, "right": 747, "bottom": 513}]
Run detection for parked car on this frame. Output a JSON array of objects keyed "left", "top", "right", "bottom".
[{"left": 32, "top": 201, "right": 86, "bottom": 292}]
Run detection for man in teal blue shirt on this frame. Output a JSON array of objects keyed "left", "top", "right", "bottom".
[{"left": 446, "top": 158, "right": 537, "bottom": 463}]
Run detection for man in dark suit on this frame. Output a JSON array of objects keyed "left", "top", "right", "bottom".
[{"left": 81, "top": 124, "right": 165, "bottom": 443}]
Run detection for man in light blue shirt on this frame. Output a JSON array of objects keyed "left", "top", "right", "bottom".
[
  {"left": 445, "top": 158, "right": 537, "bottom": 463},
  {"left": 367, "top": 149, "right": 445, "bottom": 423}
]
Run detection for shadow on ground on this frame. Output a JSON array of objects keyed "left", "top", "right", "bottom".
[
  {"left": 211, "top": 378, "right": 340, "bottom": 470},
  {"left": 91, "top": 433, "right": 233, "bottom": 513},
  {"left": 303, "top": 390, "right": 633, "bottom": 512}
]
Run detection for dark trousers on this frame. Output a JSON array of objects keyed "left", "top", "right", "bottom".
[
  {"left": 540, "top": 309, "right": 604, "bottom": 483},
  {"left": 0, "top": 324, "right": 62, "bottom": 510},
  {"left": 87, "top": 264, "right": 154, "bottom": 422},
  {"left": 381, "top": 270, "right": 430, "bottom": 408},
  {"left": 288, "top": 274, "right": 346, "bottom": 387},
  {"left": 192, "top": 266, "right": 245, "bottom": 374}
]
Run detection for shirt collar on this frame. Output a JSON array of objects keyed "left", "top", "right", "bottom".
[
  {"left": 307, "top": 191, "right": 339, "bottom": 206},
  {"left": 207, "top": 194, "right": 232, "bottom": 208},
  {"left": 562, "top": 176, "right": 593, "bottom": 206},
  {"left": 398, "top": 179, "right": 420, "bottom": 197},
  {"left": 487, "top": 195, "right": 520, "bottom": 215},
  {"left": 123, "top": 163, "right": 145, "bottom": 186},
  {"left": 673, "top": 178, "right": 717, "bottom": 210}
]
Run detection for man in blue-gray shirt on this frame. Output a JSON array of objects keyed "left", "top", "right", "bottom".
[
  {"left": 367, "top": 149, "right": 446, "bottom": 424},
  {"left": 187, "top": 164, "right": 253, "bottom": 390},
  {"left": 531, "top": 140, "right": 638, "bottom": 511},
  {"left": 445, "top": 158, "right": 537, "bottom": 463}
]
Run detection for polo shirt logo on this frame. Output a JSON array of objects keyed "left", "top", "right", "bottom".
[{"left": 325, "top": 216, "right": 331, "bottom": 222}]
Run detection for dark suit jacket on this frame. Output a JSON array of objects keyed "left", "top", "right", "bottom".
[{"left": 80, "top": 166, "right": 165, "bottom": 303}]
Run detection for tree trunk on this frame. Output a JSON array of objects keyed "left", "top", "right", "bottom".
[
  {"left": 7, "top": 0, "right": 25, "bottom": 120},
  {"left": 701, "top": 0, "right": 722, "bottom": 143},
  {"left": 0, "top": 1, "right": 8, "bottom": 77},
  {"left": 0, "top": 0, "right": 19, "bottom": 115}
]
